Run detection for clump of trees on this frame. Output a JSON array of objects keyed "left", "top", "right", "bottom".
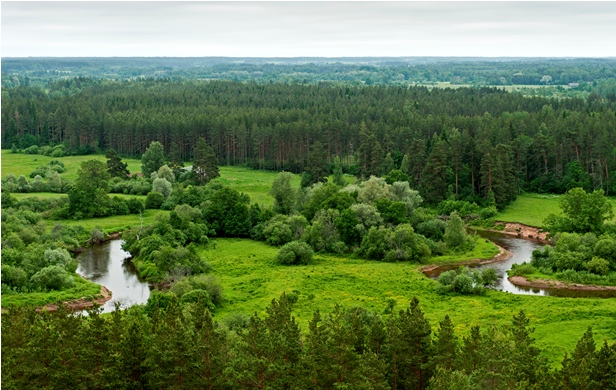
[
  {"left": 544, "top": 187, "right": 614, "bottom": 234},
  {"left": 3, "top": 296, "right": 615, "bottom": 389},
  {"left": 436, "top": 267, "right": 498, "bottom": 295}
]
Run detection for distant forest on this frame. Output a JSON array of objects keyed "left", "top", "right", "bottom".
[
  {"left": 3, "top": 57, "right": 616, "bottom": 94},
  {"left": 3, "top": 75, "right": 616, "bottom": 204}
]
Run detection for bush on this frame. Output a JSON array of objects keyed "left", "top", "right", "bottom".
[
  {"left": 146, "top": 191, "right": 165, "bottom": 209},
  {"left": 29, "top": 265, "right": 73, "bottom": 291},
  {"left": 452, "top": 273, "right": 474, "bottom": 294},
  {"left": 24, "top": 145, "right": 39, "bottom": 154},
  {"left": 188, "top": 274, "right": 224, "bottom": 306},
  {"left": 262, "top": 215, "right": 294, "bottom": 246},
  {"left": 223, "top": 312, "right": 250, "bottom": 331},
  {"left": 479, "top": 207, "right": 498, "bottom": 220},
  {"left": 276, "top": 241, "right": 314, "bottom": 265},
  {"left": 416, "top": 219, "right": 446, "bottom": 241},
  {"left": 594, "top": 238, "right": 616, "bottom": 266},
  {"left": 509, "top": 262, "right": 536, "bottom": 276},
  {"left": 180, "top": 289, "right": 215, "bottom": 311},
  {"left": 584, "top": 257, "right": 610, "bottom": 275}
]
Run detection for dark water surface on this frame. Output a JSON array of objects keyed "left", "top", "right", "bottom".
[
  {"left": 76, "top": 239, "right": 151, "bottom": 312},
  {"left": 424, "top": 231, "right": 616, "bottom": 298}
]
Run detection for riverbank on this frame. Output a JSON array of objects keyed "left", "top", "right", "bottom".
[
  {"left": 420, "top": 243, "right": 511, "bottom": 274},
  {"left": 509, "top": 276, "right": 616, "bottom": 291},
  {"left": 36, "top": 286, "right": 113, "bottom": 312},
  {"left": 482, "top": 222, "right": 549, "bottom": 244}
]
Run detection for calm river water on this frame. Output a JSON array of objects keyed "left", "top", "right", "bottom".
[
  {"left": 423, "top": 231, "right": 616, "bottom": 298},
  {"left": 76, "top": 239, "right": 151, "bottom": 312}
]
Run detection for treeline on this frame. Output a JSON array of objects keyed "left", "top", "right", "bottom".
[
  {"left": 3, "top": 57, "right": 616, "bottom": 89},
  {"left": 3, "top": 295, "right": 615, "bottom": 389},
  {"left": 3, "top": 80, "right": 616, "bottom": 203}
]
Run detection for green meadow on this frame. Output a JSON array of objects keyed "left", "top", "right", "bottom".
[
  {"left": 496, "top": 193, "right": 616, "bottom": 227},
  {"left": 1, "top": 276, "right": 102, "bottom": 308},
  {"left": 202, "top": 238, "right": 616, "bottom": 364},
  {"left": 1, "top": 149, "right": 142, "bottom": 181},
  {"left": 3, "top": 151, "right": 616, "bottom": 363}
]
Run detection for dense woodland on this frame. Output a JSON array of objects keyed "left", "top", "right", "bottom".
[
  {"left": 3, "top": 57, "right": 616, "bottom": 91},
  {"left": 3, "top": 295, "right": 616, "bottom": 390},
  {"left": 3, "top": 79, "right": 616, "bottom": 206}
]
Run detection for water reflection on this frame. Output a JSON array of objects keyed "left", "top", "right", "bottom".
[
  {"left": 424, "top": 231, "right": 616, "bottom": 298},
  {"left": 76, "top": 240, "right": 151, "bottom": 312}
]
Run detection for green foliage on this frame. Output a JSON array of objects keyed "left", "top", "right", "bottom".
[
  {"left": 584, "top": 257, "right": 611, "bottom": 276},
  {"left": 276, "top": 241, "right": 314, "bottom": 265},
  {"left": 270, "top": 171, "right": 296, "bottom": 214},
  {"left": 105, "top": 148, "right": 129, "bottom": 179},
  {"left": 152, "top": 178, "right": 172, "bottom": 198},
  {"left": 436, "top": 267, "right": 494, "bottom": 295},
  {"left": 203, "top": 186, "right": 251, "bottom": 237},
  {"left": 68, "top": 160, "right": 110, "bottom": 218},
  {"left": 29, "top": 265, "right": 74, "bottom": 291},
  {"left": 544, "top": 188, "right": 614, "bottom": 234},
  {"left": 304, "top": 141, "right": 329, "bottom": 187},
  {"left": 443, "top": 212, "right": 467, "bottom": 248},
  {"left": 301, "top": 182, "right": 341, "bottom": 222},
  {"left": 141, "top": 141, "right": 165, "bottom": 178},
  {"left": 357, "top": 175, "right": 391, "bottom": 204},
  {"left": 509, "top": 262, "right": 537, "bottom": 276},
  {"left": 145, "top": 191, "right": 165, "bottom": 209},
  {"left": 192, "top": 137, "right": 220, "bottom": 184},
  {"left": 332, "top": 155, "right": 345, "bottom": 186},
  {"left": 356, "top": 122, "right": 383, "bottom": 179}
]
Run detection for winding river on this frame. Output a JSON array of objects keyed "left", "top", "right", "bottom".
[
  {"left": 423, "top": 231, "right": 616, "bottom": 298},
  {"left": 76, "top": 239, "right": 151, "bottom": 313}
]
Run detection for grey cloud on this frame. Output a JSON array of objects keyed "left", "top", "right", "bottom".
[{"left": 2, "top": 2, "right": 615, "bottom": 57}]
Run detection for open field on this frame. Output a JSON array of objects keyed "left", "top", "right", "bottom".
[
  {"left": 496, "top": 193, "right": 616, "bottom": 227},
  {"left": 202, "top": 238, "right": 616, "bottom": 364},
  {"left": 49, "top": 209, "right": 170, "bottom": 234},
  {"left": 1, "top": 276, "right": 101, "bottom": 308},
  {"left": 1, "top": 149, "right": 142, "bottom": 181},
  {"left": 11, "top": 192, "right": 146, "bottom": 201}
]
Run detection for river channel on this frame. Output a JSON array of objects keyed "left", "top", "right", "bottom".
[
  {"left": 423, "top": 231, "right": 616, "bottom": 298},
  {"left": 76, "top": 239, "right": 151, "bottom": 313}
]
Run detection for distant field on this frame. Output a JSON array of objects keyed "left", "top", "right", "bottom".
[
  {"left": 202, "top": 238, "right": 616, "bottom": 364},
  {"left": 496, "top": 193, "right": 616, "bottom": 227},
  {"left": 49, "top": 209, "right": 169, "bottom": 234},
  {"left": 1, "top": 149, "right": 142, "bottom": 181},
  {"left": 11, "top": 192, "right": 146, "bottom": 201}
]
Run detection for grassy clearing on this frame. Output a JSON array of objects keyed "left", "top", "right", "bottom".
[
  {"left": 430, "top": 236, "right": 499, "bottom": 264},
  {"left": 1, "top": 276, "right": 102, "bottom": 308},
  {"left": 201, "top": 238, "right": 616, "bottom": 364},
  {"left": 49, "top": 209, "right": 169, "bottom": 234},
  {"left": 496, "top": 193, "right": 616, "bottom": 228},
  {"left": 1, "top": 149, "right": 142, "bottom": 181},
  {"left": 212, "top": 166, "right": 302, "bottom": 207},
  {"left": 11, "top": 192, "right": 146, "bottom": 201}
]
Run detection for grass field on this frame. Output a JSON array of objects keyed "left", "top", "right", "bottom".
[
  {"left": 11, "top": 192, "right": 146, "bottom": 201},
  {"left": 496, "top": 193, "right": 616, "bottom": 227},
  {"left": 1, "top": 150, "right": 142, "bottom": 181},
  {"left": 1, "top": 276, "right": 102, "bottom": 308},
  {"left": 50, "top": 209, "right": 170, "bottom": 234},
  {"left": 202, "top": 238, "right": 616, "bottom": 364}
]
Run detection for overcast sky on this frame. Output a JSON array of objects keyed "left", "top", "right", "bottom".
[{"left": 2, "top": 1, "right": 615, "bottom": 58}]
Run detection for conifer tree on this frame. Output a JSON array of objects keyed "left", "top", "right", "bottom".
[
  {"left": 432, "top": 315, "right": 459, "bottom": 372},
  {"left": 141, "top": 141, "right": 165, "bottom": 178},
  {"left": 193, "top": 138, "right": 220, "bottom": 185},
  {"left": 356, "top": 122, "right": 384, "bottom": 179},
  {"left": 422, "top": 135, "right": 449, "bottom": 203},
  {"left": 407, "top": 139, "right": 427, "bottom": 188},
  {"left": 333, "top": 155, "right": 346, "bottom": 186},
  {"left": 304, "top": 141, "right": 329, "bottom": 186},
  {"left": 399, "top": 297, "right": 434, "bottom": 389},
  {"left": 106, "top": 148, "right": 129, "bottom": 179},
  {"left": 382, "top": 152, "right": 396, "bottom": 176}
]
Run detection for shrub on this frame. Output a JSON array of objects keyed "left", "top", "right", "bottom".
[
  {"left": 189, "top": 274, "right": 224, "bottom": 306},
  {"left": 180, "top": 289, "right": 215, "bottom": 311},
  {"left": 509, "top": 262, "right": 536, "bottom": 276},
  {"left": 262, "top": 215, "right": 294, "bottom": 246},
  {"left": 480, "top": 268, "right": 499, "bottom": 286},
  {"left": 416, "top": 219, "right": 446, "bottom": 241},
  {"left": 452, "top": 273, "right": 474, "bottom": 294},
  {"left": 24, "top": 145, "right": 39, "bottom": 154},
  {"left": 223, "top": 312, "right": 250, "bottom": 331},
  {"left": 584, "top": 257, "right": 610, "bottom": 276},
  {"left": 479, "top": 207, "right": 498, "bottom": 220},
  {"left": 152, "top": 178, "right": 172, "bottom": 198},
  {"left": 29, "top": 265, "right": 73, "bottom": 291},
  {"left": 146, "top": 191, "right": 165, "bottom": 209},
  {"left": 594, "top": 238, "right": 616, "bottom": 266},
  {"left": 444, "top": 212, "right": 467, "bottom": 248},
  {"left": 276, "top": 241, "right": 314, "bottom": 265}
]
